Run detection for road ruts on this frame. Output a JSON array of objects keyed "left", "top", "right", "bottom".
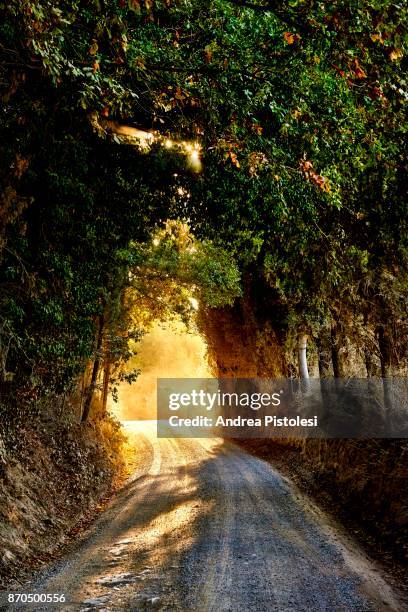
[{"left": 1, "top": 422, "right": 403, "bottom": 612}]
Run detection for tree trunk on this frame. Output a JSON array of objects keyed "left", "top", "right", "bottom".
[
  {"left": 364, "top": 348, "right": 375, "bottom": 378},
  {"left": 81, "top": 313, "right": 104, "bottom": 423},
  {"left": 317, "top": 330, "right": 331, "bottom": 378},
  {"left": 330, "top": 325, "right": 345, "bottom": 378},
  {"left": 0, "top": 338, "right": 9, "bottom": 382},
  {"left": 378, "top": 325, "right": 393, "bottom": 378},
  {"left": 363, "top": 312, "right": 376, "bottom": 378},
  {"left": 297, "top": 334, "right": 309, "bottom": 379},
  {"left": 0, "top": 327, "right": 13, "bottom": 382},
  {"left": 378, "top": 324, "right": 394, "bottom": 413},
  {"left": 102, "top": 360, "right": 111, "bottom": 415}
]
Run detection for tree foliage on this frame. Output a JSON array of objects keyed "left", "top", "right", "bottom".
[{"left": 0, "top": 0, "right": 406, "bottom": 406}]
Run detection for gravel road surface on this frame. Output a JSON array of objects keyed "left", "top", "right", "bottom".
[{"left": 1, "top": 421, "right": 404, "bottom": 612}]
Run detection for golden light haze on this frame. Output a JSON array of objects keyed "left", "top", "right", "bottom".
[{"left": 109, "top": 320, "right": 212, "bottom": 421}]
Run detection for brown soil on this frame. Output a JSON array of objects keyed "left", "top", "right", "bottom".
[{"left": 0, "top": 398, "right": 126, "bottom": 589}]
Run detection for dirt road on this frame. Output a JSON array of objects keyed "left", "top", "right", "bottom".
[{"left": 2, "top": 421, "right": 404, "bottom": 611}]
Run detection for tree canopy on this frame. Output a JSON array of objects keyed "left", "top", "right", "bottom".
[{"left": 0, "top": 0, "right": 406, "bottom": 406}]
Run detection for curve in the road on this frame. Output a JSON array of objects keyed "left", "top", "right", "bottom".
[{"left": 1, "top": 422, "right": 403, "bottom": 612}]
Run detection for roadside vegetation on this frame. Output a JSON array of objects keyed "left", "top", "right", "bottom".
[{"left": 0, "top": 0, "right": 406, "bottom": 583}]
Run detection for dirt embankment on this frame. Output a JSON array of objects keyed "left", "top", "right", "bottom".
[
  {"left": 199, "top": 294, "right": 286, "bottom": 378},
  {"left": 0, "top": 398, "right": 126, "bottom": 589}
]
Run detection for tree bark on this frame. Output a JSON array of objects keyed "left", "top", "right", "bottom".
[
  {"left": 330, "top": 325, "right": 345, "bottom": 378},
  {"left": 297, "top": 334, "right": 309, "bottom": 379},
  {"left": 362, "top": 312, "right": 376, "bottom": 378},
  {"left": 378, "top": 325, "right": 393, "bottom": 378},
  {"left": 0, "top": 336, "right": 9, "bottom": 382},
  {"left": 364, "top": 348, "right": 375, "bottom": 378},
  {"left": 378, "top": 324, "right": 394, "bottom": 413},
  {"left": 317, "top": 330, "right": 331, "bottom": 378},
  {"left": 102, "top": 359, "right": 111, "bottom": 415},
  {"left": 81, "top": 313, "right": 104, "bottom": 423}
]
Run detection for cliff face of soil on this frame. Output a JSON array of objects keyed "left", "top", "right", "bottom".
[
  {"left": 0, "top": 397, "right": 125, "bottom": 588},
  {"left": 199, "top": 296, "right": 286, "bottom": 378}
]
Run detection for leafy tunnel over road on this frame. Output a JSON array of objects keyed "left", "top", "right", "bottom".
[{"left": 0, "top": 0, "right": 407, "bottom": 606}]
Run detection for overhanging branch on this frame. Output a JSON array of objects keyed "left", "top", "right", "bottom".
[
  {"left": 227, "top": 0, "right": 277, "bottom": 12},
  {"left": 226, "top": 0, "right": 315, "bottom": 34},
  {"left": 88, "top": 113, "right": 202, "bottom": 171}
]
